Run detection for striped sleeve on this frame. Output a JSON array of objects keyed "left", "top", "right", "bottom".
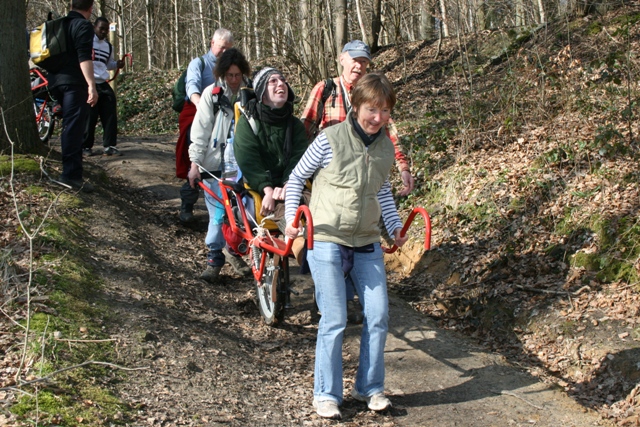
[
  {"left": 284, "top": 133, "right": 332, "bottom": 224},
  {"left": 378, "top": 180, "right": 403, "bottom": 238}
]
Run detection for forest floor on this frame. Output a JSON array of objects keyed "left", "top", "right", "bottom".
[{"left": 0, "top": 135, "right": 612, "bottom": 426}]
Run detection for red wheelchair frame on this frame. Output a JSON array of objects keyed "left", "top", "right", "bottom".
[
  {"left": 197, "top": 177, "right": 313, "bottom": 325},
  {"left": 197, "top": 176, "right": 431, "bottom": 326},
  {"left": 30, "top": 68, "right": 57, "bottom": 144}
]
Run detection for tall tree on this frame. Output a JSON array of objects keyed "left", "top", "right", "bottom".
[
  {"left": 0, "top": 1, "right": 42, "bottom": 154},
  {"left": 439, "top": 0, "right": 449, "bottom": 37},
  {"left": 370, "top": 0, "right": 382, "bottom": 53},
  {"left": 420, "top": 0, "right": 436, "bottom": 39},
  {"left": 334, "top": 0, "right": 347, "bottom": 62},
  {"left": 145, "top": 0, "right": 153, "bottom": 69}
]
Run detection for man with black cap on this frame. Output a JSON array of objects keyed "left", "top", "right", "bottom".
[{"left": 234, "top": 67, "right": 309, "bottom": 226}]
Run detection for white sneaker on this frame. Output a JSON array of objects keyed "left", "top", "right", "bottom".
[
  {"left": 312, "top": 398, "right": 342, "bottom": 419},
  {"left": 351, "top": 389, "right": 392, "bottom": 411}
]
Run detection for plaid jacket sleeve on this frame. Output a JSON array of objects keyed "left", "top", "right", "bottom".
[{"left": 386, "top": 118, "right": 410, "bottom": 173}]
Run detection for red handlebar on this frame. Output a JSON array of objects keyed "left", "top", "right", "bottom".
[
  {"left": 106, "top": 53, "right": 133, "bottom": 83},
  {"left": 196, "top": 179, "right": 314, "bottom": 258},
  {"left": 382, "top": 207, "right": 431, "bottom": 254}
]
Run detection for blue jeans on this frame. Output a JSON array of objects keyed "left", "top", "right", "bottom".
[
  {"left": 203, "top": 179, "right": 225, "bottom": 266},
  {"left": 52, "top": 84, "right": 90, "bottom": 180},
  {"left": 308, "top": 241, "right": 389, "bottom": 404}
]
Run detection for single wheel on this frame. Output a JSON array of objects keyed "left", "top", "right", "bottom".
[
  {"left": 34, "top": 99, "right": 55, "bottom": 144},
  {"left": 252, "top": 246, "right": 285, "bottom": 326}
]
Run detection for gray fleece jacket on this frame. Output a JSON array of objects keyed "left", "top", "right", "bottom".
[{"left": 188, "top": 81, "right": 237, "bottom": 173}]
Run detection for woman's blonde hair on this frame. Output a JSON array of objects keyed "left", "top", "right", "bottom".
[{"left": 351, "top": 72, "right": 396, "bottom": 111}]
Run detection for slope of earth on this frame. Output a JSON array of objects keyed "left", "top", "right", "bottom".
[{"left": 373, "top": 5, "right": 640, "bottom": 426}]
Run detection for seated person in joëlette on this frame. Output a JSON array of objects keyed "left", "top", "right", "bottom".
[{"left": 233, "top": 67, "right": 310, "bottom": 261}]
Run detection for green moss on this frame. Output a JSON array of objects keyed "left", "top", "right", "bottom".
[
  {"left": 587, "top": 21, "right": 603, "bottom": 35},
  {"left": 570, "top": 251, "right": 600, "bottom": 271},
  {"left": 0, "top": 156, "right": 41, "bottom": 176},
  {"left": 7, "top": 182, "right": 128, "bottom": 424},
  {"left": 12, "top": 383, "right": 126, "bottom": 426},
  {"left": 560, "top": 320, "right": 577, "bottom": 336},
  {"left": 554, "top": 206, "right": 580, "bottom": 236},
  {"left": 508, "top": 197, "right": 526, "bottom": 212},
  {"left": 590, "top": 215, "right": 614, "bottom": 248}
]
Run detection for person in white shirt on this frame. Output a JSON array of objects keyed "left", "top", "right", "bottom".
[{"left": 82, "top": 16, "right": 124, "bottom": 157}]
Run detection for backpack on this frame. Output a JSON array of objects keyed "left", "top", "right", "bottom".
[
  {"left": 307, "top": 78, "right": 337, "bottom": 139},
  {"left": 29, "top": 15, "right": 69, "bottom": 73},
  {"left": 321, "top": 77, "right": 337, "bottom": 109},
  {"left": 172, "top": 56, "right": 205, "bottom": 113}
]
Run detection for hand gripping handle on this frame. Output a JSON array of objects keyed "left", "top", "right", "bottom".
[{"left": 382, "top": 207, "right": 431, "bottom": 254}]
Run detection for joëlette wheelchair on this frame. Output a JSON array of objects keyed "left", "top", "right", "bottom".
[
  {"left": 197, "top": 173, "right": 432, "bottom": 326},
  {"left": 197, "top": 174, "right": 312, "bottom": 326}
]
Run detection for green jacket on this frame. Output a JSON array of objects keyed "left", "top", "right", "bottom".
[{"left": 234, "top": 106, "right": 308, "bottom": 194}]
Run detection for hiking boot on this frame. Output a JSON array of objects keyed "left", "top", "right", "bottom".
[
  {"left": 103, "top": 146, "right": 122, "bottom": 156},
  {"left": 312, "top": 399, "right": 341, "bottom": 419},
  {"left": 223, "top": 248, "right": 251, "bottom": 277},
  {"left": 350, "top": 389, "right": 392, "bottom": 411},
  {"left": 347, "top": 299, "right": 364, "bottom": 325},
  {"left": 57, "top": 176, "right": 94, "bottom": 193},
  {"left": 200, "top": 266, "right": 222, "bottom": 283},
  {"left": 82, "top": 148, "right": 95, "bottom": 157},
  {"left": 179, "top": 204, "right": 195, "bottom": 223}
]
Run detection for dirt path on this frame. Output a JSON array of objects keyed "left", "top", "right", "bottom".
[{"left": 78, "top": 136, "right": 610, "bottom": 426}]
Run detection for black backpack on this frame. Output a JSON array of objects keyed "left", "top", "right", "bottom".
[
  {"left": 172, "top": 57, "right": 205, "bottom": 113},
  {"left": 307, "top": 78, "right": 338, "bottom": 139},
  {"left": 321, "top": 77, "right": 337, "bottom": 109},
  {"left": 29, "top": 15, "right": 69, "bottom": 73}
]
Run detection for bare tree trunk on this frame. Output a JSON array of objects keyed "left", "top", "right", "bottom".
[
  {"left": 515, "top": 0, "right": 525, "bottom": 26},
  {"left": 381, "top": 1, "right": 389, "bottom": 45},
  {"left": 116, "top": 0, "right": 125, "bottom": 59},
  {"left": 254, "top": 0, "right": 261, "bottom": 60},
  {"left": 334, "top": 0, "right": 347, "bottom": 59},
  {"left": 370, "top": 0, "right": 382, "bottom": 52},
  {"left": 439, "top": 0, "right": 449, "bottom": 37},
  {"left": 266, "top": 0, "right": 278, "bottom": 56},
  {"left": 198, "top": 0, "right": 206, "bottom": 49},
  {"left": 173, "top": 0, "right": 180, "bottom": 68},
  {"left": 99, "top": 0, "right": 108, "bottom": 20},
  {"left": 0, "top": 0, "right": 42, "bottom": 153},
  {"left": 420, "top": 4, "right": 429, "bottom": 39},
  {"left": 145, "top": 0, "right": 153, "bottom": 70},
  {"left": 243, "top": 1, "right": 249, "bottom": 59},
  {"left": 406, "top": 0, "right": 416, "bottom": 41},
  {"left": 475, "top": 0, "right": 486, "bottom": 31},
  {"left": 355, "top": 0, "right": 368, "bottom": 42},
  {"left": 537, "top": 0, "right": 546, "bottom": 23},
  {"left": 300, "top": 0, "right": 313, "bottom": 68},
  {"left": 324, "top": 0, "right": 336, "bottom": 59}
]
